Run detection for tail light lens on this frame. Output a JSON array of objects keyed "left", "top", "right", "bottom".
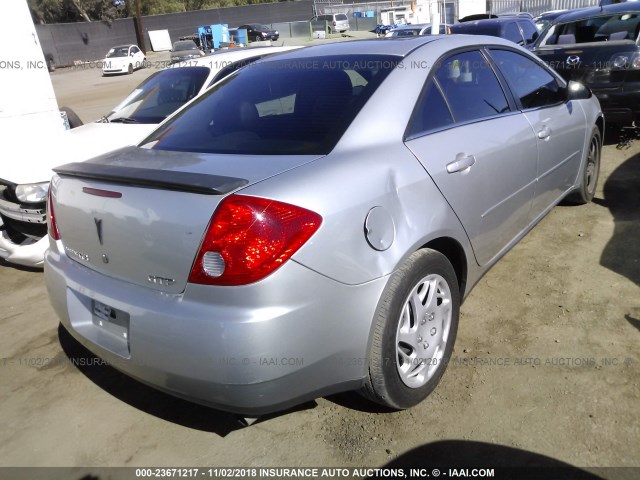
[
  {"left": 189, "top": 195, "right": 322, "bottom": 286},
  {"left": 47, "top": 188, "right": 60, "bottom": 240},
  {"left": 333, "top": 20, "right": 337, "bottom": 26}
]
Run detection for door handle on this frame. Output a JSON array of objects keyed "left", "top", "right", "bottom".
[
  {"left": 447, "top": 154, "right": 476, "bottom": 174},
  {"left": 537, "top": 126, "right": 552, "bottom": 139}
]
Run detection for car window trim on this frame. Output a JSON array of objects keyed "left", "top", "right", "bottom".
[
  {"left": 207, "top": 56, "right": 265, "bottom": 88},
  {"left": 485, "top": 47, "right": 568, "bottom": 112},
  {"left": 403, "top": 46, "right": 517, "bottom": 142}
]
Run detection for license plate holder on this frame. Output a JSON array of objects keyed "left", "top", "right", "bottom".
[{"left": 92, "top": 299, "right": 130, "bottom": 345}]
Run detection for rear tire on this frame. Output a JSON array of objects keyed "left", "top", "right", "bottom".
[
  {"left": 60, "top": 107, "right": 83, "bottom": 129},
  {"left": 566, "top": 126, "right": 601, "bottom": 205},
  {"left": 361, "top": 249, "right": 460, "bottom": 409}
]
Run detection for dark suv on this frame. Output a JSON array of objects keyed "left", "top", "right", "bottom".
[
  {"left": 450, "top": 16, "right": 540, "bottom": 46},
  {"left": 531, "top": 2, "right": 640, "bottom": 125},
  {"left": 238, "top": 24, "right": 279, "bottom": 42}
]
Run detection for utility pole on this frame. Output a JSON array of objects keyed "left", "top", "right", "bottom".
[{"left": 134, "top": 0, "right": 146, "bottom": 54}]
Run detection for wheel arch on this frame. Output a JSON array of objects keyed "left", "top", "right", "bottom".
[
  {"left": 420, "top": 236, "right": 468, "bottom": 299},
  {"left": 595, "top": 114, "right": 604, "bottom": 140}
]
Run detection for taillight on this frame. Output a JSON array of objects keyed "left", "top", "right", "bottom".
[
  {"left": 47, "top": 188, "right": 60, "bottom": 240},
  {"left": 189, "top": 195, "right": 322, "bottom": 286},
  {"left": 333, "top": 20, "right": 337, "bottom": 26}
]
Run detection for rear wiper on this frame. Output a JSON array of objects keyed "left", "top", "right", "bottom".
[{"left": 109, "top": 117, "right": 139, "bottom": 124}]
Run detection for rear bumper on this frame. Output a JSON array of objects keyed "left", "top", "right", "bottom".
[{"left": 45, "top": 243, "right": 387, "bottom": 415}]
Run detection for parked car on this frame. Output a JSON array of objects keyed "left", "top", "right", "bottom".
[
  {"left": 102, "top": 44, "right": 146, "bottom": 75},
  {"left": 385, "top": 23, "right": 451, "bottom": 37},
  {"left": 238, "top": 24, "right": 279, "bottom": 42},
  {"left": 312, "top": 13, "right": 350, "bottom": 33},
  {"left": 450, "top": 17, "right": 540, "bottom": 46},
  {"left": 531, "top": 1, "right": 640, "bottom": 126},
  {"left": 46, "top": 35, "right": 602, "bottom": 416},
  {"left": 0, "top": 47, "right": 298, "bottom": 269},
  {"left": 170, "top": 40, "right": 204, "bottom": 63}
]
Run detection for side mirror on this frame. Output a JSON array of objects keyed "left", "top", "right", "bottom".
[{"left": 567, "top": 81, "right": 592, "bottom": 100}]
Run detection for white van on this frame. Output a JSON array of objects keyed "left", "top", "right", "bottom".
[{"left": 314, "top": 13, "right": 350, "bottom": 33}]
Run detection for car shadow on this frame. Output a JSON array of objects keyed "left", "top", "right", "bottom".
[
  {"left": 324, "top": 391, "right": 396, "bottom": 413},
  {"left": 626, "top": 314, "right": 640, "bottom": 332},
  {"left": 57, "top": 323, "right": 315, "bottom": 436},
  {"left": 378, "top": 440, "right": 604, "bottom": 479},
  {"left": 592, "top": 152, "right": 640, "bottom": 287}
]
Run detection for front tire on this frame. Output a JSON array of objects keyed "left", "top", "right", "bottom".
[
  {"left": 566, "top": 126, "right": 601, "bottom": 205},
  {"left": 362, "top": 249, "right": 460, "bottom": 409},
  {"left": 60, "top": 106, "right": 83, "bottom": 129},
  {"left": 127, "top": 63, "right": 133, "bottom": 74}
]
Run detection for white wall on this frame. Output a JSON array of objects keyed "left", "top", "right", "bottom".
[{"left": 457, "top": 0, "right": 486, "bottom": 19}]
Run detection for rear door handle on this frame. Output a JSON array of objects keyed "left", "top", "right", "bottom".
[
  {"left": 537, "top": 126, "right": 552, "bottom": 139},
  {"left": 447, "top": 154, "right": 476, "bottom": 174}
]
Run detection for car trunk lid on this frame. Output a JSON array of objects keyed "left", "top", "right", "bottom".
[{"left": 52, "top": 146, "right": 323, "bottom": 294}]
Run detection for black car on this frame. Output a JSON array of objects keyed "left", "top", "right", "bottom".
[
  {"left": 531, "top": 2, "right": 640, "bottom": 125},
  {"left": 238, "top": 24, "right": 279, "bottom": 42},
  {"left": 450, "top": 16, "right": 540, "bottom": 46}
]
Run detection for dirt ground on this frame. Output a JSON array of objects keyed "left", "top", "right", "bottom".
[{"left": 0, "top": 39, "right": 638, "bottom": 477}]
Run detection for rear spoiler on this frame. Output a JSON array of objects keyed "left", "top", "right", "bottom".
[{"left": 53, "top": 162, "right": 248, "bottom": 195}]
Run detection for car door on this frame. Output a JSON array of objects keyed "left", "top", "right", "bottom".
[
  {"left": 404, "top": 49, "right": 538, "bottom": 266},
  {"left": 488, "top": 48, "right": 586, "bottom": 219},
  {"left": 131, "top": 46, "right": 143, "bottom": 66}
]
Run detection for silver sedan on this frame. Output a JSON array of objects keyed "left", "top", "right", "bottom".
[{"left": 45, "top": 35, "right": 603, "bottom": 416}]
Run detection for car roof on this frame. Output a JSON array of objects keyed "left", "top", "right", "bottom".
[
  {"left": 258, "top": 35, "right": 522, "bottom": 60},
  {"left": 551, "top": 1, "right": 640, "bottom": 24},
  {"left": 171, "top": 46, "right": 300, "bottom": 69},
  {"left": 452, "top": 17, "right": 530, "bottom": 29},
  {"left": 393, "top": 23, "right": 430, "bottom": 29}
]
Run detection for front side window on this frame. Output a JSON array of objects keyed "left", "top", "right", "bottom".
[
  {"left": 490, "top": 49, "right": 565, "bottom": 109},
  {"left": 539, "top": 13, "right": 640, "bottom": 45},
  {"left": 434, "top": 50, "right": 510, "bottom": 123},
  {"left": 143, "top": 55, "right": 400, "bottom": 155}
]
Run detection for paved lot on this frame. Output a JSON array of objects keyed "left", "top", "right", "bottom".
[{"left": 1, "top": 36, "right": 639, "bottom": 476}]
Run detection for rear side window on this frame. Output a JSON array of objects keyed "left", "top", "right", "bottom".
[
  {"left": 406, "top": 81, "right": 453, "bottom": 137},
  {"left": 504, "top": 22, "right": 524, "bottom": 43},
  {"left": 143, "top": 55, "right": 400, "bottom": 155},
  {"left": 434, "top": 50, "right": 510, "bottom": 123},
  {"left": 518, "top": 20, "right": 538, "bottom": 44},
  {"left": 490, "top": 49, "right": 565, "bottom": 109}
]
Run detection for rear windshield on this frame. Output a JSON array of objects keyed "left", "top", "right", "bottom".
[
  {"left": 336, "top": 14, "right": 348, "bottom": 21},
  {"left": 142, "top": 54, "right": 401, "bottom": 155},
  {"left": 108, "top": 67, "right": 210, "bottom": 124},
  {"left": 450, "top": 23, "right": 501, "bottom": 36},
  {"left": 388, "top": 28, "right": 422, "bottom": 37}
]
